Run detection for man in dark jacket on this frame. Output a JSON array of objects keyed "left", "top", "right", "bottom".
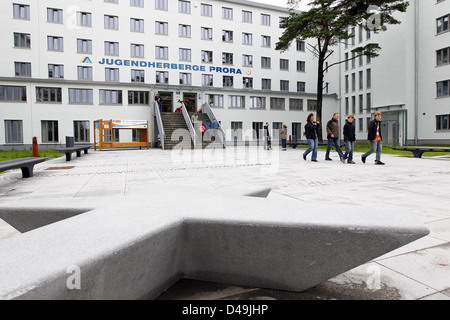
[
  {"left": 325, "top": 113, "right": 345, "bottom": 162},
  {"left": 343, "top": 115, "right": 356, "bottom": 164},
  {"left": 362, "top": 112, "right": 385, "bottom": 165}
]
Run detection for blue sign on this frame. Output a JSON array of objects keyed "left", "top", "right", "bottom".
[{"left": 97, "top": 58, "right": 243, "bottom": 75}]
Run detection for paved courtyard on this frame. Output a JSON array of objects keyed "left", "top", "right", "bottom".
[{"left": 0, "top": 146, "right": 449, "bottom": 300}]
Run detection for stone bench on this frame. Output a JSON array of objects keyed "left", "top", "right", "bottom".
[
  {"left": 0, "top": 157, "right": 50, "bottom": 178},
  {"left": 392, "top": 146, "right": 450, "bottom": 158},
  {"left": 50, "top": 146, "right": 91, "bottom": 162},
  {"left": 0, "top": 186, "right": 429, "bottom": 300}
]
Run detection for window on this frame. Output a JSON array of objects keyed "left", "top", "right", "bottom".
[
  {"left": 105, "top": 41, "right": 119, "bottom": 56},
  {"left": 77, "top": 12, "right": 92, "bottom": 27},
  {"left": 0, "top": 86, "right": 27, "bottom": 102},
  {"left": 345, "top": 75, "right": 349, "bottom": 93},
  {"left": 155, "top": 0, "right": 168, "bottom": 10},
  {"left": 41, "top": 121, "right": 59, "bottom": 143},
  {"left": 179, "top": 48, "right": 191, "bottom": 61},
  {"left": 222, "top": 53, "right": 233, "bottom": 65},
  {"left": 74, "top": 121, "right": 90, "bottom": 143},
  {"left": 156, "top": 21, "right": 168, "bottom": 35},
  {"left": 206, "top": 94, "right": 224, "bottom": 108},
  {"left": 437, "top": 14, "right": 449, "bottom": 34},
  {"left": 105, "top": 0, "right": 118, "bottom": 3},
  {"left": 345, "top": 98, "right": 349, "bottom": 115},
  {"left": 366, "top": 68, "right": 372, "bottom": 89},
  {"left": 297, "top": 61, "right": 306, "bottom": 72},
  {"left": 296, "top": 40, "right": 305, "bottom": 51},
  {"left": 261, "top": 14, "right": 271, "bottom": 26},
  {"left": 243, "top": 77, "right": 253, "bottom": 89},
  {"left": 201, "top": 27, "right": 213, "bottom": 40},
  {"left": 250, "top": 97, "right": 266, "bottom": 109},
  {"left": 359, "top": 71, "right": 364, "bottom": 90},
  {"left": 201, "top": 51, "right": 213, "bottom": 63},
  {"left": 104, "top": 15, "right": 119, "bottom": 29},
  {"left": 242, "top": 10, "right": 252, "bottom": 23},
  {"left": 179, "top": 73, "right": 192, "bottom": 85},
  {"left": 359, "top": 94, "right": 364, "bottom": 114},
  {"left": 261, "top": 57, "right": 271, "bottom": 69},
  {"left": 352, "top": 73, "right": 356, "bottom": 91},
  {"left": 222, "top": 7, "right": 233, "bottom": 20},
  {"left": 14, "top": 33, "right": 31, "bottom": 48},
  {"left": 100, "top": 90, "right": 123, "bottom": 104},
  {"left": 13, "top": 4, "right": 30, "bottom": 20},
  {"left": 252, "top": 122, "right": 263, "bottom": 140},
  {"left": 77, "top": 39, "right": 92, "bottom": 54},
  {"left": 229, "top": 95, "right": 245, "bottom": 108},
  {"left": 358, "top": 24, "right": 363, "bottom": 43},
  {"left": 437, "top": 80, "right": 450, "bottom": 97},
  {"left": 179, "top": 24, "right": 191, "bottom": 37},
  {"left": 289, "top": 99, "right": 303, "bottom": 111},
  {"left": 352, "top": 96, "right": 356, "bottom": 114},
  {"left": 222, "top": 30, "right": 233, "bottom": 42},
  {"left": 131, "top": 44, "right": 145, "bottom": 58},
  {"left": 5, "top": 120, "right": 23, "bottom": 143},
  {"left": 437, "top": 47, "right": 450, "bottom": 66},
  {"left": 270, "top": 98, "right": 285, "bottom": 110},
  {"left": 201, "top": 4, "right": 212, "bottom": 17},
  {"left": 36, "top": 87, "right": 61, "bottom": 103},
  {"left": 131, "top": 18, "right": 144, "bottom": 32},
  {"left": 345, "top": 53, "right": 349, "bottom": 71},
  {"left": 307, "top": 99, "right": 317, "bottom": 111},
  {"left": 436, "top": 115, "right": 450, "bottom": 131},
  {"left": 49, "top": 64, "right": 64, "bottom": 79},
  {"left": 47, "top": 8, "right": 63, "bottom": 23},
  {"left": 280, "top": 80, "right": 289, "bottom": 91},
  {"left": 69, "top": 89, "right": 93, "bottom": 104},
  {"left": 261, "top": 36, "right": 271, "bottom": 47},
  {"left": 297, "top": 82, "right": 306, "bottom": 93},
  {"left": 128, "top": 91, "right": 149, "bottom": 105},
  {"left": 243, "top": 55, "right": 253, "bottom": 67},
  {"left": 231, "top": 122, "right": 243, "bottom": 141},
  {"left": 262, "top": 79, "right": 271, "bottom": 90},
  {"left": 223, "top": 76, "right": 233, "bottom": 88},
  {"left": 156, "top": 46, "right": 168, "bottom": 59},
  {"left": 105, "top": 68, "right": 119, "bottom": 82},
  {"left": 179, "top": 0, "right": 191, "bottom": 14},
  {"left": 202, "top": 74, "right": 213, "bottom": 86},
  {"left": 48, "top": 36, "right": 63, "bottom": 51},
  {"left": 15, "top": 62, "right": 31, "bottom": 77},
  {"left": 156, "top": 71, "right": 168, "bottom": 84},
  {"left": 242, "top": 33, "right": 253, "bottom": 45},
  {"left": 77, "top": 66, "right": 92, "bottom": 80},
  {"left": 280, "top": 59, "right": 289, "bottom": 70},
  {"left": 359, "top": 118, "right": 363, "bottom": 132},
  {"left": 131, "top": 0, "right": 144, "bottom": 7},
  {"left": 132, "top": 69, "right": 145, "bottom": 83},
  {"left": 366, "top": 93, "right": 372, "bottom": 113}
]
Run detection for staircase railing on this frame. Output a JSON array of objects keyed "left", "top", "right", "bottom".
[
  {"left": 154, "top": 102, "right": 165, "bottom": 150},
  {"left": 202, "top": 103, "right": 226, "bottom": 148},
  {"left": 181, "top": 102, "right": 197, "bottom": 148}
]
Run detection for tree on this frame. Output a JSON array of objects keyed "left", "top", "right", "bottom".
[{"left": 276, "top": 0, "right": 409, "bottom": 142}]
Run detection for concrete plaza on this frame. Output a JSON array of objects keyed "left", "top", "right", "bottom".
[{"left": 0, "top": 146, "right": 449, "bottom": 300}]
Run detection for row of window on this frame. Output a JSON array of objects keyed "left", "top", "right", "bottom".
[
  {"left": 13, "top": 2, "right": 277, "bottom": 26},
  {"left": 345, "top": 69, "right": 372, "bottom": 93},
  {"left": 344, "top": 94, "right": 372, "bottom": 116},
  {"left": 205, "top": 95, "right": 316, "bottom": 111}
]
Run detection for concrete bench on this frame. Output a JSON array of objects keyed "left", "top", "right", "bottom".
[
  {"left": 392, "top": 146, "right": 450, "bottom": 158},
  {"left": 50, "top": 146, "right": 91, "bottom": 162},
  {"left": 0, "top": 157, "right": 50, "bottom": 178},
  {"left": 0, "top": 185, "right": 429, "bottom": 300}
]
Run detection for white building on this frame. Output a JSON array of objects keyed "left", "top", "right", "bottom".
[
  {"left": 0, "top": 0, "right": 339, "bottom": 148},
  {"left": 340, "top": 0, "right": 450, "bottom": 145},
  {"left": 1, "top": 0, "right": 449, "bottom": 149}
]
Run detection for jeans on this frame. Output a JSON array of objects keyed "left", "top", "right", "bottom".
[
  {"left": 364, "top": 140, "right": 383, "bottom": 162},
  {"left": 325, "top": 137, "right": 344, "bottom": 159},
  {"left": 282, "top": 139, "right": 287, "bottom": 149},
  {"left": 304, "top": 138, "right": 318, "bottom": 161},
  {"left": 343, "top": 141, "right": 355, "bottom": 161}
]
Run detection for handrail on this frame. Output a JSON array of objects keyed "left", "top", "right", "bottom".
[
  {"left": 181, "top": 102, "right": 197, "bottom": 148},
  {"left": 202, "top": 103, "right": 226, "bottom": 148},
  {"left": 154, "top": 102, "right": 165, "bottom": 150}
]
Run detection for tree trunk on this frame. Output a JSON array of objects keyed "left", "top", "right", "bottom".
[{"left": 316, "top": 51, "right": 326, "bottom": 143}]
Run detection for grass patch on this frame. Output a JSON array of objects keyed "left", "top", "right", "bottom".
[{"left": 0, "top": 148, "right": 63, "bottom": 161}]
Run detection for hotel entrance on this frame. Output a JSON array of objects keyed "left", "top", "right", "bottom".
[
  {"left": 158, "top": 92, "right": 173, "bottom": 113},
  {"left": 183, "top": 93, "right": 197, "bottom": 113}
]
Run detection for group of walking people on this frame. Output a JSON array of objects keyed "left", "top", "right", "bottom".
[{"left": 301, "top": 112, "right": 385, "bottom": 165}]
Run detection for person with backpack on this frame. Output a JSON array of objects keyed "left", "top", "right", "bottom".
[
  {"left": 362, "top": 112, "right": 385, "bottom": 165},
  {"left": 342, "top": 115, "right": 356, "bottom": 164},
  {"left": 325, "top": 113, "right": 345, "bottom": 163}
]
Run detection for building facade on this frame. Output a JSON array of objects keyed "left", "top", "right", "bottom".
[{"left": 0, "top": 0, "right": 339, "bottom": 148}]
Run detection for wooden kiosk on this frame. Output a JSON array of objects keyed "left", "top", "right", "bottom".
[{"left": 94, "top": 119, "right": 149, "bottom": 151}]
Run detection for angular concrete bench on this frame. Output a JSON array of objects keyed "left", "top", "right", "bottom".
[
  {"left": 50, "top": 146, "right": 91, "bottom": 162},
  {"left": 0, "top": 186, "right": 429, "bottom": 300},
  {"left": 0, "top": 157, "right": 50, "bottom": 178}
]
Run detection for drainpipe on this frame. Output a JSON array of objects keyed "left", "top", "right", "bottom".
[{"left": 414, "top": 0, "right": 419, "bottom": 146}]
